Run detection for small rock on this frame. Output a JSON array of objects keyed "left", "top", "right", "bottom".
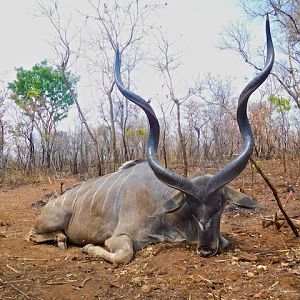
[
  {"left": 246, "top": 271, "right": 255, "bottom": 278},
  {"left": 141, "top": 285, "right": 152, "bottom": 293},
  {"left": 226, "top": 273, "right": 241, "bottom": 282},
  {"left": 177, "top": 265, "right": 187, "bottom": 272},
  {"left": 0, "top": 232, "right": 6, "bottom": 238},
  {"left": 231, "top": 286, "right": 240, "bottom": 292},
  {"left": 253, "top": 290, "right": 268, "bottom": 298},
  {"left": 270, "top": 257, "right": 279, "bottom": 264},
  {"left": 281, "top": 262, "right": 289, "bottom": 267},
  {"left": 160, "top": 285, "right": 168, "bottom": 291},
  {"left": 238, "top": 252, "right": 258, "bottom": 262},
  {"left": 281, "top": 275, "right": 295, "bottom": 286},
  {"left": 256, "top": 265, "right": 267, "bottom": 272},
  {"left": 291, "top": 269, "right": 300, "bottom": 275},
  {"left": 157, "top": 269, "right": 167, "bottom": 275},
  {"left": 131, "top": 276, "right": 145, "bottom": 286}
]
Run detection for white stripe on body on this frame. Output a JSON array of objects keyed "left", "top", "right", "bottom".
[
  {"left": 59, "top": 180, "right": 90, "bottom": 208},
  {"left": 113, "top": 165, "right": 137, "bottom": 215},
  {"left": 72, "top": 181, "right": 87, "bottom": 208},
  {"left": 60, "top": 188, "right": 74, "bottom": 208},
  {"left": 68, "top": 181, "right": 88, "bottom": 226},
  {"left": 52, "top": 187, "right": 73, "bottom": 207},
  {"left": 78, "top": 188, "right": 94, "bottom": 217},
  {"left": 101, "top": 171, "right": 128, "bottom": 214},
  {"left": 89, "top": 172, "right": 120, "bottom": 216},
  {"left": 60, "top": 191, "right": 69, "bottom": 207},
  {"left": 77, "top": 177, "right": 106, "bottom": 217}
]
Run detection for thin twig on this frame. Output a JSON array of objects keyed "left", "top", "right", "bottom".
[
  {"left": 11, "top": 257, "right": 49, "bottom": 261},
  {"left": 254, "top": 248, "right": 300, "bottom": 255},
  {"left": 267, "top": 281, "right": 279, "bottom": 291},
  {"left": 197, "top": 274, "right": 213, "bottom": 284},
  {"left": 6, "top": 264, "right": 21, "bottom": 274},
  {"left": 250, "top": 157, "right": 299, "bottom": 237},
  {"left": 45, "top": 279, "right": 78, "bottom": 285},
  {"left": 279, "top": 232, "right": 288, "bottom": 249}
]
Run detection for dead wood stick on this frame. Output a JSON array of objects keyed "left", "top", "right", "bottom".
[
  {"left": 13, "top": 257, "right": 49, "bottom": 261},
  {"left": 45, "top": 279, "right": 77, "bottom": 285},
  {"left": 79, "top": 277, "right": 92, "bottom": 288},
  {"left": 250, "top": 157, "right": 299, "bottom": 237},
  {"left": 3, "top": 279, "right": 30, "bottom": 284},
  {"left": 254, "top": 248, "right": 300, "bottom": 255},
  {"left": 0, "top": 277, "right": 30, "bottom": 299}
]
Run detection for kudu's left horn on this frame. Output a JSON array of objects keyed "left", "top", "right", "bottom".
[{"left": 114, "top": 50, "right": 202, "bottom": 199}]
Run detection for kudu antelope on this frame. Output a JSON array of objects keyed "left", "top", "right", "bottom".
[{"left": 27, "top": 17, "right": 274, "bottom": 264}]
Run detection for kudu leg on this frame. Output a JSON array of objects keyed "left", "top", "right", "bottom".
[
  {"left": 81, "top": 234, "right": 134, "bottom": 265},
  {"left": 26, "top": 229, "right": 68, "bottom": 249}
]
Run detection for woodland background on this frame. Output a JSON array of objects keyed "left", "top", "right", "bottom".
[{"left": 0, "top": 0, "right": 299, "bottom": 186}]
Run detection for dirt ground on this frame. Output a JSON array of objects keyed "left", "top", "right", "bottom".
[{"left": 0, "top": 159, "right": 299, "bottom": 300}]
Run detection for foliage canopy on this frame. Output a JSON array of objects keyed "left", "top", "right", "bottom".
[
  {"left": 269, "top": 95, "right": 291, "bottom": 113},
  {"left": 8, "top": 61, "right": 78, "bottom": 122}
]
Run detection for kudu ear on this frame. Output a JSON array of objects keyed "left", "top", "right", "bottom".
[
  {"left": 163, "top": 191, "right": 187, "bottom": 213},
  {"left": 150, "top": 191, "right": 186, "bottom": 217},
  {"left": 224, "top": 186, "right": 258, "bottom": 209}
]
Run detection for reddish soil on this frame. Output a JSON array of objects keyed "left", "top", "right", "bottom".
[{"left": 0, "top": 159, "right": 299, "bottom": 300}]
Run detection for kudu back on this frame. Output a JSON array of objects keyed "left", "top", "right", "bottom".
[{"left": 27, "top": 17, "right": 274, "bottom": 264}]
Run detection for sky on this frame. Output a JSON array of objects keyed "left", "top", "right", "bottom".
[{"left": 0, "top": 0, "right": 266, "bottom": 130}]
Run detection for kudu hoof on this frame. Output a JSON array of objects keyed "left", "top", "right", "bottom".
[{"left": 81, "top": 244, "right": 94, "bottom": 253}]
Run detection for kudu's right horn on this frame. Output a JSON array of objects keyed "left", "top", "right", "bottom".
[{"left": 204, "top": 14, "right": 274, "bottom": 198}]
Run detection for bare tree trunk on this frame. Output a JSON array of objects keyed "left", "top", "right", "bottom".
[
  {"left": 194, "top": 127, "right": 200, "bottom": 158},
  {"left": 107, "top": 84, "right": 117, "bottom": 171},
  {"left": 38, "top": 1, "right": 104, "bottom": 176},
  {"left": 26, "top": 118, "right": 35, "bottom": 170},
  {"left": 0, "top": 119, "right": 4, "bottom": 181},
  {"left": 153, "top": 35, "right": 195, "bottom": 176},
  {"left": 160, "top": 105, "right": 168, "bottom": 168},
  {"left": 63, "top": 75, "right": 103, "bottom": 176},
  {"left": 123, "top": 100, "right": 130, "bottom": 161},
  {"left": 28, "top": 133, "right": 35, "bottom": 169},
  {"left": 175, "top": 100, "right": 188, "bottom": 177},
  {"left": 72, "top": 150, "right": 78, "bottom": 175}
]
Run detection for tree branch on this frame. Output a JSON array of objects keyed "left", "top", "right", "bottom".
[{"left": 250, "top": 157, "right": 299, "bottom": 237}]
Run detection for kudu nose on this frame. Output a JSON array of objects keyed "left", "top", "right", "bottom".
[{"left": 197, "top": 245, "right": 215, "bottom": 257}]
